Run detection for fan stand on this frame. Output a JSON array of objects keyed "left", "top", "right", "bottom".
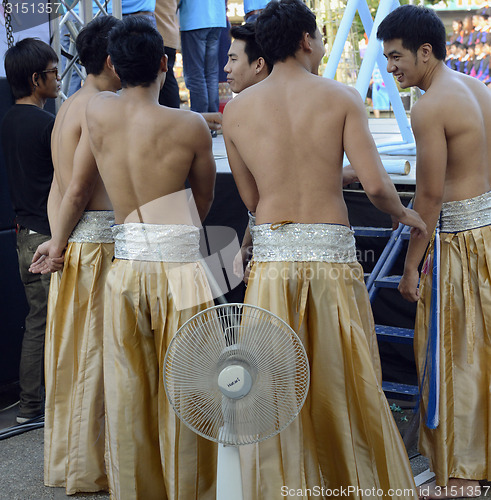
[
  {"left": 217, "top": 430, "right": 244, "bottom": 500},
  {"left": 164, "top": 303, "right": 310, "bottom": 500},
  {"left": 216, "top": 362, "right": 252, "bottom": 500}
]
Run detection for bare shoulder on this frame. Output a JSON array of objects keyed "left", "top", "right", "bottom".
[
  {"left": 222, "top": 94, "right": 241, "bottom": 125},
  {"left": 86, "top": 91, "right": 118, "bottom": 119},
  {"left": 313, "top": 76, "right": 365, "bottom": 111},
  {"left": 164, "top": 107, "right": 209, "bottom": 135},
  {"left": 410, "top": 93, "right": 441, "bottom": 129},
  {"left": 159, "top": 107, "right": 211, "bottom": 147}
]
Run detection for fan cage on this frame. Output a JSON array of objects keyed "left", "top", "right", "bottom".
[{"left": 164, "top": 303, "right": 310, "bottom": 446}]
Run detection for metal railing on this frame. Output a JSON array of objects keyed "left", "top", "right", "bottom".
[{"left": 50, "top": 0, "right": 122, "bottom": 108}]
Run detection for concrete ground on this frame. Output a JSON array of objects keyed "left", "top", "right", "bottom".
[
  {"left": 1, "top": 403, "right": 489, "bottom": 499},
  {"left": 0, "top": 119, "right": 488, "bottom": 499}
]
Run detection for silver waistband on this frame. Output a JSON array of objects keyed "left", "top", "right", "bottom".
[
  {"left": 440, "top": 191, "right": 491, "bottom": 232},
  {"left": 252, "top": 223, "right": 357, "bottom": 263},
  {"left": 68, "top": 211, "right": 115, "bottom": 243},
  {"left": 248, "top": 211, "right": 256, "bottom": 231},
  {"left": 112, "top": 223, "right": 201, "bottom": 262}
]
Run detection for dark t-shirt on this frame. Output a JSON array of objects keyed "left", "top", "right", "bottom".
[{"left": 1, "top": 103, "right": 54, "bottom": 235}]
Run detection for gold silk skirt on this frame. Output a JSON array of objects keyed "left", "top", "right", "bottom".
[
  {"left": 415, "top": 193, "right": 491, "bottom": 485},
  {"left": 104, "top": 223, "right": 217, "bottom": 500},
  {"left": 241, "top": 223, "right": 417, "bottom": 500},
  {"left": 44, "top": 211, "right": 114, "bottom": 494}
]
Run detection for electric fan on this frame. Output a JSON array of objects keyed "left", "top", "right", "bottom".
[{"left": 163, "top": 303, "right": 310, "bottom": 500}]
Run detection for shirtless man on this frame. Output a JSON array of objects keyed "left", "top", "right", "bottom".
[
  {"left": 224, "top": 21, "right": 359, "bottom": 280},
  {"left": 222, "top": 1, "right": 426, "bottom": 498},
  {"left": 85, "top": 17, "right": 216, "bottom": 500},
  {"left": 30, "top": 16, "right": 121, "bottom": 495},
  {"left": 378, "top": 5, "right": 491, "bottom": 499}
]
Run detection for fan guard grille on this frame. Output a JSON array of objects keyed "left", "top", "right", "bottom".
[{"left": 164, "top": 303, "right": 310, "bottom": 446}]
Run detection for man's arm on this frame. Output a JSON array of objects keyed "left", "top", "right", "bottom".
[
  {"left": 187, "top": 115, "right": 216, "bottom": 222},
  {"left": 343, "top": 89, "right": 426, "bottom": 234},
  {"left": 222, "top": 101, "right": 260, "bottom": 213},
  {"left": 47, "top": 175, "right": 62, "bottom": 232},
  {"left": 30, "top": 127, "right": 98, "bottom": 273},
  {"left": 398, "top": 102, "right": 447, "bottom": 302},
  {"left": 201, "top": 112, "right": 222, "bottom": 132}
]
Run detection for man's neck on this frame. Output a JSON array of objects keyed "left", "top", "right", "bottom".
[
  {"left": 270, "top": 56, "right": 317, "bottom": 79},
  {"left": 84, "top": 73, "right": 119, "bottom": 93},
  {"left": 16, "top": 93, "right": 45, "bottom": 108},
  {"left": 417, "top": 60, "right": 445, "bottom": 92},
  {"left": 120, "top": 80, "right": 161, "bottom": 103}
]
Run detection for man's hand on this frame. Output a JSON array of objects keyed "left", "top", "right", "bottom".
[
  {"left": 398, "top": 267, "right": 420, "bottom": 302},
  {"left": 29, "top": 239, "right": 65, "bottom": 274},
  {"left": 233, "top": 245, "right": 253, "bottom": 285},
  {"left": 342, "top": 165, "right": 359, "bottom": 186},
  {"left": 391, "top": 207, "right": 428, "bottom": 237},
  {"left": 202, "top": 112, "right": 222, "bottom": 132}
]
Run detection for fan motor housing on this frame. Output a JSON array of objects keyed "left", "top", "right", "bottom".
[{"left": 218, "top": 364, "right": 253, "bottom": 399}]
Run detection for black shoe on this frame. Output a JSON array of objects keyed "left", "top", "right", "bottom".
[{"left": 16, "top": 412, "right": 43, "bottom": 424}]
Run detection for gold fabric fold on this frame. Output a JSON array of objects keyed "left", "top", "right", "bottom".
[
  {"left": 415, "top": 225, "right": 491, "bottom": 485},
  {"left": 44, "top": 241, "right": 114, "bottom": 494},
  {"left": 103, "top": 259, "right": 217, "bottom": 500},
  {"left": 242, "top": 261, "right": 417, "bottom": 499}
]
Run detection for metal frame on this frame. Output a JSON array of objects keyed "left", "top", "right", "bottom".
[
  {"left": 323, "top": 0, "right": 415, "bottom": 153},
  {"left": 50, "top": 0, "right": 122, "bottom": 108}
]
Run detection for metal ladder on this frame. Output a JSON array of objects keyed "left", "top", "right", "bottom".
[{"left": 354, "top": 221, "right": 419, "bottom": 402}]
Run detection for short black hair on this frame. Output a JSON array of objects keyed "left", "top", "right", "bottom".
[
  {"left": 107, "top": 16, "right": 164, "bottom": 88},
  {"left": 230, "top": 22, "right": 272, "bottom": 72},
  {"left": 4, "top": 38, "right": 58, "bottom": 99},
  {"left": 76, "top": 15, "right": 121, "bottom": 76},
  {"left": 255, "top": 0, "right": 318, "bottom": 65},
  {"left": 377, "top": 5, "right": 446, "bottom": 61}
]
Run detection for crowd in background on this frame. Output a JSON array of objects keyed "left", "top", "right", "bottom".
[{"left": 446, "top": 8, "right": 491, "bottom": 86}]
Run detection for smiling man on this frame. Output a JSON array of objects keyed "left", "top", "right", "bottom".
[
  {"left": 224, "top": 21, "right": 271, "bottom": 93},
  {"left": 378, "top": 5, "right": 491, "bottom": 499},
  {"left": 223, "top": 1, "right": 426, "bottom": 498}
]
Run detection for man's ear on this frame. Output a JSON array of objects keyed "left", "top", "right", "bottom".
[
  {"left": 31, "top": 73, "right": 39, "bottom": 87},
  {"left": 419, "top": 43, "right": 433, "bottom": 62},
  {"left": 160, "top": 54, "right": 168, "bottom": 73},
  {"left": 255, "top": 57, "right": 265, "bottom": 75},
  {"left": 300, "top": 32, "right": 312, "bottom": 53},
  {"left": 106, "top": 55, "right": 115, "bottom": 71}
]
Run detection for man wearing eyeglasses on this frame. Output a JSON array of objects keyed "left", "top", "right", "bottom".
[{"left": 1, "top": 38, "right": 60, "bottom": 425}]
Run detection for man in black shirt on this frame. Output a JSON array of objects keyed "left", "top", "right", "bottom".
[{"left": 1, "top": 38, "right": 59, "bottom": 423}]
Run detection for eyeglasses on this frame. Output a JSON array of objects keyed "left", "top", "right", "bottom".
[{"left": 40, "top": 67, "right": 59, "bottom": 77}]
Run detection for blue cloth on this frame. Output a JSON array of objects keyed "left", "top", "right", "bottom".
[
  {"left": 425, "top": 230, "right": 441, "bottom": 429},
  {"left": 372, "top": 65, "right": 390, "bottom": 111},
  {"left": 122, "top": 0, "right": 156, "bottom": 15},
  {"left": 181, "top": 27, "right": 221, "bottom": 112},
  {"left": 243, "top": 0, "right": 269, "bottom": 14},
  {"left": 179, "top": 0, "right": 226, "bottom": 31}
]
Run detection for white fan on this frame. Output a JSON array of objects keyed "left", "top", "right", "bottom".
[{"left": 163, "top": 303, "right": 310, "bottom": 500}]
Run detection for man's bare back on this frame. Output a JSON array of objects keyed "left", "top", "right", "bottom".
[
  {"left": 86, "top": 89, "right": 215, "bottom": 225},
  {"left": 223, "top": 52, "right": 423, "bottom": 231},
  {"left": 51, "top": 85, "right": 112, "bottom": 211},
  {"left": 412, "top": 67, "right": 491, "bottom": 202}
]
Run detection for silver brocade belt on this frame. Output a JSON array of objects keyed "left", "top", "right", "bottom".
[
  {"left": 440, "top": 191, "right": 491, "bottom": 232},
  {"left": 252, "top": 222, "right": 357, "bottom": 263},
  {"left": 112, "top": 223, "right": 201, "bottom": 262},
  {"left": 68, "top": 210, "right": 115, "bottom": 243}
]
